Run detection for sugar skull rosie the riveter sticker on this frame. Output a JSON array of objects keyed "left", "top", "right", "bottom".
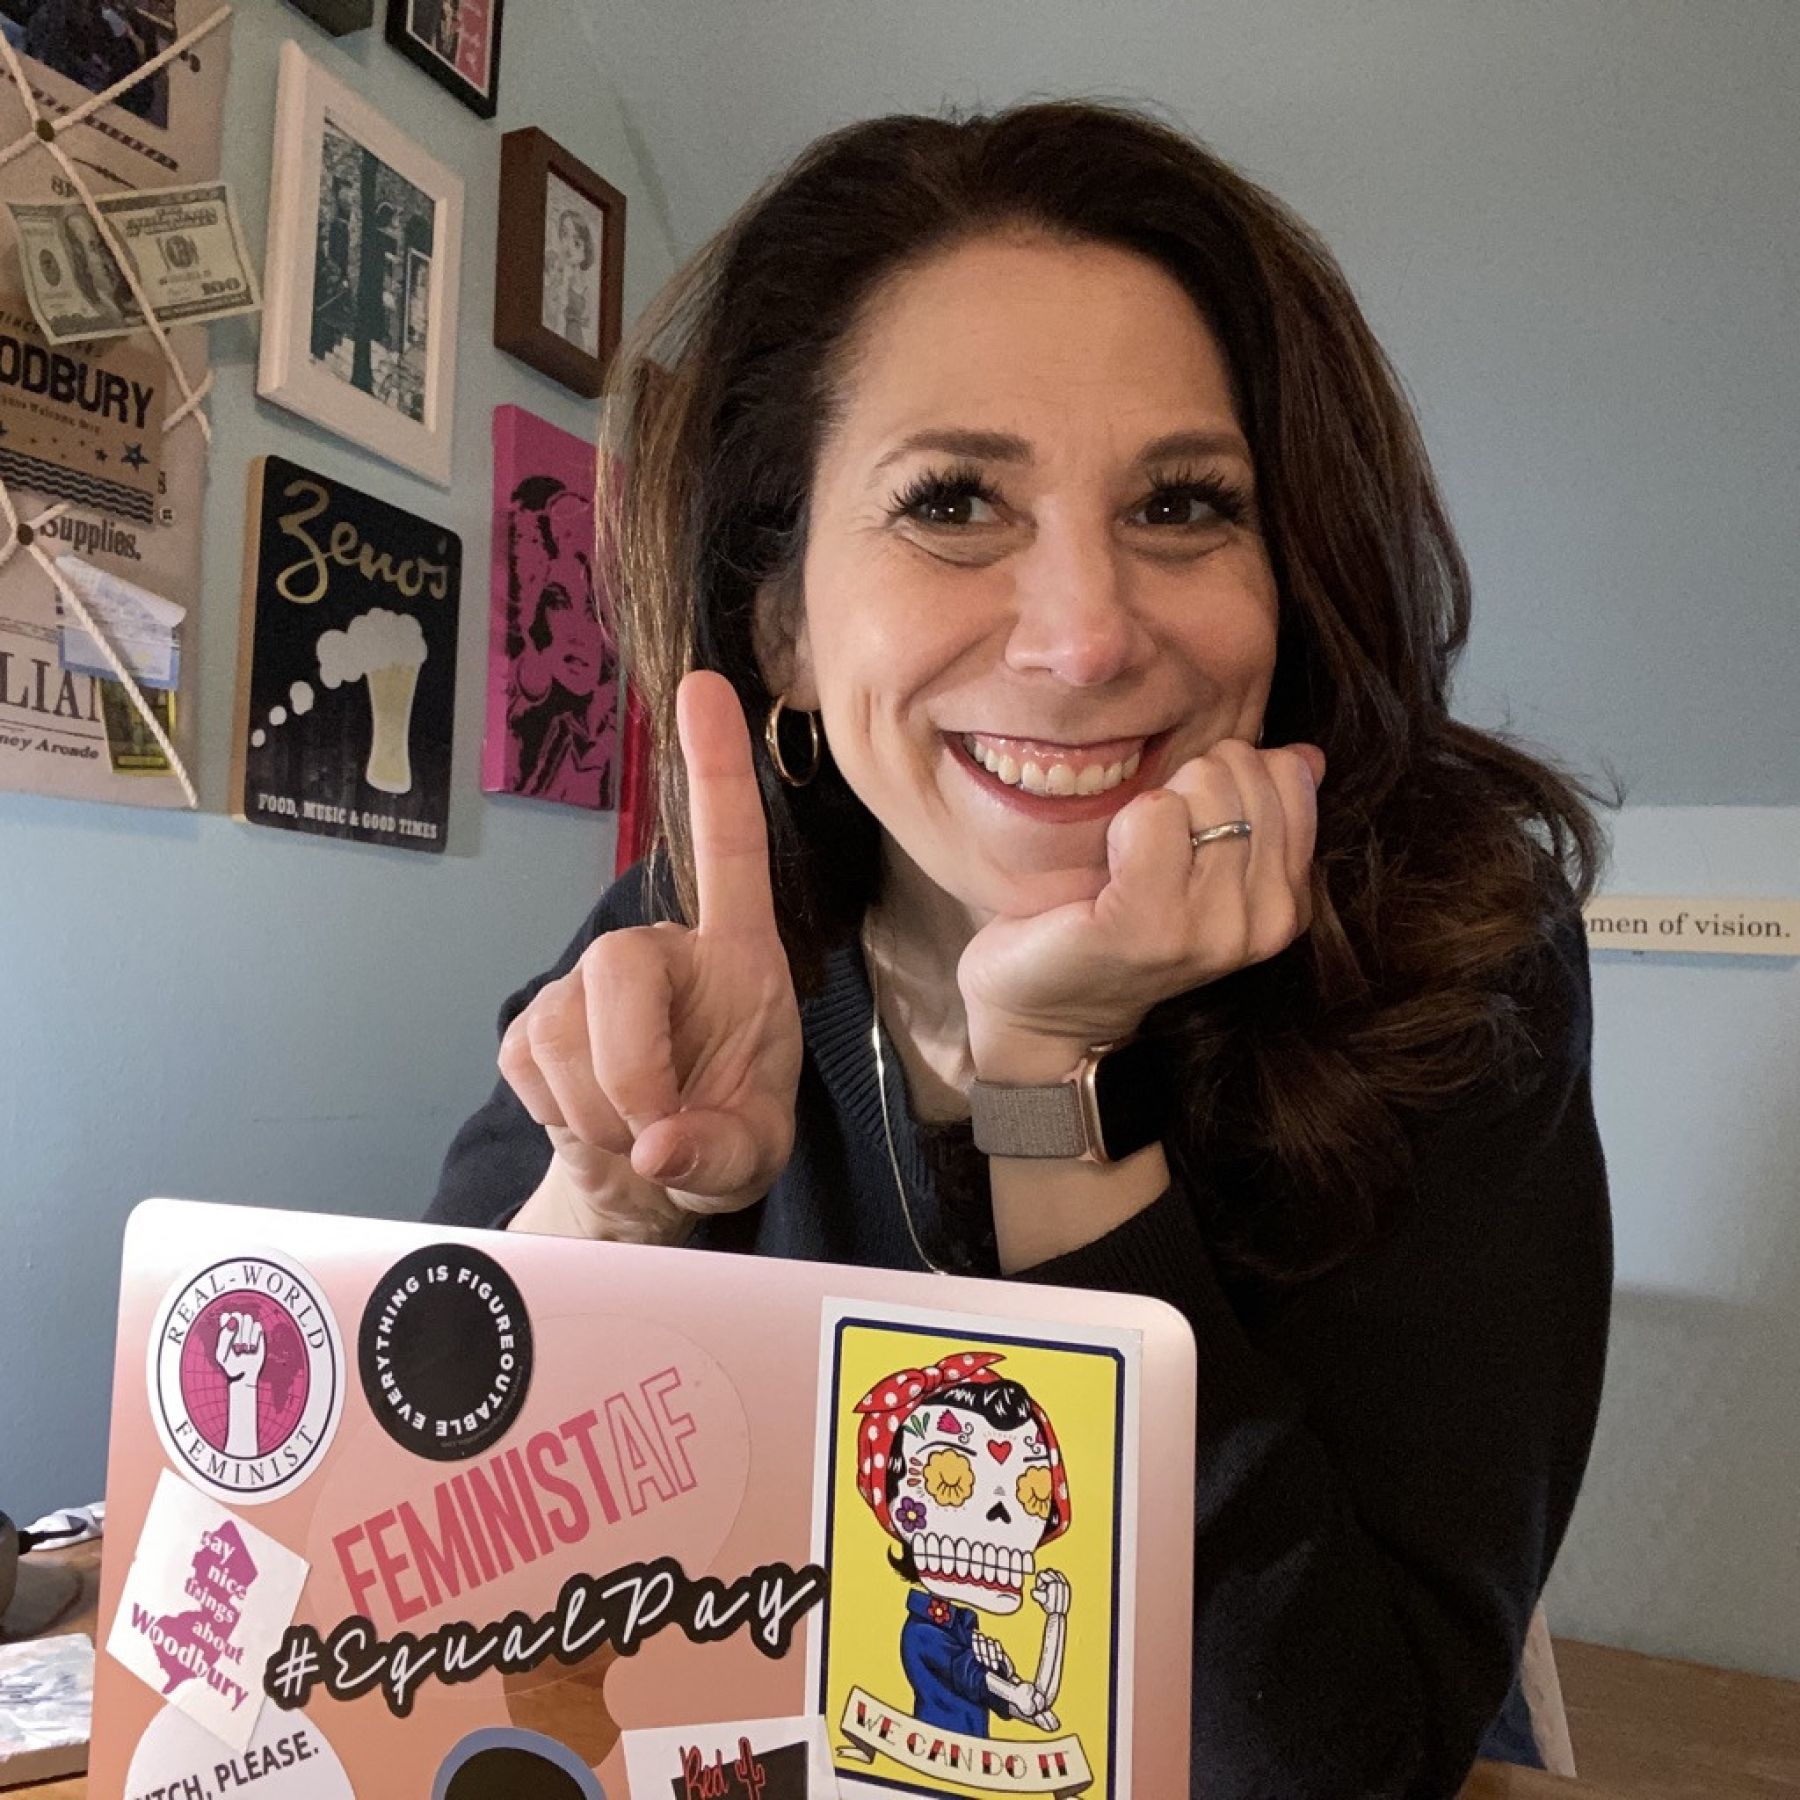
[
  {"left": 811, "top": 1301, "right": 1141, "bottom": 1799},
  {"left": 148, "top": 1248, "right": 346, "bottom": 1505}
]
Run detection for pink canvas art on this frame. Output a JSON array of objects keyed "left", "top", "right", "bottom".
[{"left": 484, "top": 405, "right": 620, "bottom": 809}]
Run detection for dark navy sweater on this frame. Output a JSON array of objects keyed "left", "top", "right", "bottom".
[{"left": 427, "top": 858, "right": 1612, "bottom": 1798}]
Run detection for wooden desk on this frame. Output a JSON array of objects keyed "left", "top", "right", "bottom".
[
  {"left": 14, "top": 1541, "right": 1794, "bottom": 1799},
  {"left": 1, "top": 1538, "right": 98, "bottom": 1798},
  {"left": 1461, "top": 1768, "right": 1629, "bottom": 1799},
  {"left": 1548, "top": 1637, "right": 1800, "bottom": 1799}
]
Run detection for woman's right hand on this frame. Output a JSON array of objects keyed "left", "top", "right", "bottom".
[{"left": 499, "top": 671, "right": 803, "bottom": 1241}]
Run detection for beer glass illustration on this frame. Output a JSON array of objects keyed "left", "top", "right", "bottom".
[{"left": 316, "top": 608, "right": 429, "bottom": 795}]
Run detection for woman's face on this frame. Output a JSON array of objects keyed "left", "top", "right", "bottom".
[
  {"left": 777, "top": 232, "right": 1280, "bottom": 922},
  {"left": 538, "top": 583, "right": 600, "bottom": 694}
]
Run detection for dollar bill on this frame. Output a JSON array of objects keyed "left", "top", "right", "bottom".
[{"left": 7, "top": 182, "right": 262, "bottom": 345}]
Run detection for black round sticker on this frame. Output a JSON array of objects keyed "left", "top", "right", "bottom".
[
  {"left": 432, "top": 1729, "right": 604, "bottom": 1800},
  {"left": 358, "top": 1244, "right": 533, "bottom": 1460},
  {"left": 443, "top": 1747, "right": 594, "bottom": 1800}
]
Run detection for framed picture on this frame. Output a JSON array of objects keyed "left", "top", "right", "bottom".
[
  {"left": 257, "top": 41, "right": 463, "bottom": 487},
  {"left": 384, "top": 0, "right": 503, "bottom": 119},
  {"left": 232, "top": 456, "right": 462, "bottom": 854},
  {"left": 285, "top": 0, "right": 376, "bottom": 34},
  {"left": 494, "top": 128, "right": 626, "bottom": 399},
  {"left": 483, "top": 406, "right": 621, "bottom": 810}
]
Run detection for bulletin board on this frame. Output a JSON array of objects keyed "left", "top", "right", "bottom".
[{"left": 0, "top": 0, "right": 232, "bottom": 811}]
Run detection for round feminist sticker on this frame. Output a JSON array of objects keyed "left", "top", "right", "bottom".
[
  {"left": 358, "top": 1243, "right": 533, "bottom": 1460},
  {"left": 148, "top": 1247, "right": 345, "bottom": 1505}
]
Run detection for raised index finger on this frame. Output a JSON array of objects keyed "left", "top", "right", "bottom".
[{"left": 677, "top": 670, "right": 778, "bottom": 939}]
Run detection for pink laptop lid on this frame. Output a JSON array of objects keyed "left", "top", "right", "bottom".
[{"left": 89, "top": 1197, "right": 1195, "bottom": 1798}]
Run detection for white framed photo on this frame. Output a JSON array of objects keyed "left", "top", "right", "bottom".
[{"left": 257, "top": 40, "right": 463, "bottom": 486}]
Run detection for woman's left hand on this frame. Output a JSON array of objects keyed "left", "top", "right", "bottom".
[{"left": 958, "top": 738, "right": 1325, "bottom": 1082}]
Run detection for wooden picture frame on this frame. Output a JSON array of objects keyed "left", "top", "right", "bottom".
[
  {"left": 384, "top": 0, "right": 504, "bottom": 119},
  {"left": 494, "top": 128, "right": 625, "bottom": 400},
  {"left": 257, "top": 41, "right": 463, "bottom": 487}
]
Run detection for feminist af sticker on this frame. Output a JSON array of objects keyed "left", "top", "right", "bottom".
[{"left": 149, "top": 1247, "right": 345, "bottom": 1505}]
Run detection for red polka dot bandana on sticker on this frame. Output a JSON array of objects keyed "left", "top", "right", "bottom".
[{"left": 852, "top": 1350, "right": 1071, "bottom": 1543}]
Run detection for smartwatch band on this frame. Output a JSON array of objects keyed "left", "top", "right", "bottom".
[
  {"left": 967, "top": 1078, "right": 1091, "bottom": 1160},
  {"left": 969, "top": 1036, "right": 1171, "bottom": 1163}
]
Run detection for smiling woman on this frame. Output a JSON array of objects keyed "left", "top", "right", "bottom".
[
  {"left": 428, "top": 100, "right": 1615, "bottom": 1798},
  {"left": 781, "top": 234, "right": 1281, "bottom": 927}
]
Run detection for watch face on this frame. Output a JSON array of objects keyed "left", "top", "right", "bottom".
[{"left": 1092, "top": 1038, "right": 1175, "bottom": 1162}]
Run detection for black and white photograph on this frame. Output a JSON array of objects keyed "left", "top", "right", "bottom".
[
  {"left": 310, "top": 112, "right": 436, "bottom": 425},
  {"left": 257, "top": 41, "right": 463, "bottom": 486},
  {"left": 385, "top": 0, "right": 502, "bottom": 119},
  {"left": 494, "top": 127, "right": 625, "bottom": 400},
  {"left": 540, "top": 171, "right": 602, "bottom": 358}
]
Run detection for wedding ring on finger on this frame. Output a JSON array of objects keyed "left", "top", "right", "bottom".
[{"left": 1189, "top": 819, "right": 1253, "bottom": 853}]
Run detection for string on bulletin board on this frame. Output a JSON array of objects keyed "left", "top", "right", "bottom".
[{"left": 0, "top": 5, "right": 233, "bottom": 809}]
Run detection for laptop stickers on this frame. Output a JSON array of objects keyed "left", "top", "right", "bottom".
[
  {"left": 357, "top": 1245, "right": 534, "bottom": 1460},
  {"left": 809, "top": 1301, "right": 1139, "bottom": 1798},
  {"left": 620, "top": 1714, "right": 837, "bottom": 1798},
  {"left": 123, "top": 1699, "right": 353, "bottom": 1799},
  {"left": 94, "top": 1202, "right": 1192, "bottom": 1797},
  {"left": 105, "top": 1470, "right": 310, "bottom": 1752},
  {"left": 432, "top": 1725, "right": 608, "bottom": 1797},
  {"left": 147, "top": 1247, "right": 347, "bottom": 1505}
]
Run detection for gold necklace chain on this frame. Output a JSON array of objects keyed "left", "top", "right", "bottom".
[{"left": 865, "top": 943, "right": 950, "bottom": 1277}]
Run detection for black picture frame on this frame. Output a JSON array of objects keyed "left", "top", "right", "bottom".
[
  {"left": 384, "top": 0, "right": 503, "bottom": 119},
  {"left": 286, "top": 0, "right": 375, "bottom": 35}
]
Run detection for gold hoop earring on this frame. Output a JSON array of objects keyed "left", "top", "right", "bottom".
[{"left": 765, "top": 695, "right": 822, "bottom": 787}]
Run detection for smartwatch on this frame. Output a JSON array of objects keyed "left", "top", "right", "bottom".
[{"left": 968, "top": 1036, "right": 1173, "bottom": 1164}]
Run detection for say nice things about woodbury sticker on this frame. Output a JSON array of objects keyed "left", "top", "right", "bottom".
[
  {"left": 148, "top": 1247, "right": 346, "bottom": 1504},
  {"left": 810, "top": 1300, "right": 1141, "bottom": 1798}
]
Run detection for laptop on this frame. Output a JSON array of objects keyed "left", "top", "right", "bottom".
[{"left": 87, "top": 1197, "right": 1195, "bottom": 1798}]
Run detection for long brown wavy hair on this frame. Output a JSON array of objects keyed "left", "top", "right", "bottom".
[{"left": 601, "top": 99, "right": 1615, "bottom": 1282}]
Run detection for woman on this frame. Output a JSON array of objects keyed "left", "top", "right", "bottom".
[
  {"left": 430, "top": 99, "right": 1612, "bottom": 1797},
  {"left": 503, "top": 474, "right": 615, "bottom": 803},
  {"left": 543, "top": 205, "right": 598, "bottom": 355}
]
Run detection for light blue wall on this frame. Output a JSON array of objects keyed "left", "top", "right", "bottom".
[
  {"left": 1, "top": 0, "right": 674, "bottom": 1518},
  {"left": 580, "top": 0, "right": 1800, "bottom": 809},
  {"left": 1545, "top": 808, "right": 1800, "bottom": 1678}
]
